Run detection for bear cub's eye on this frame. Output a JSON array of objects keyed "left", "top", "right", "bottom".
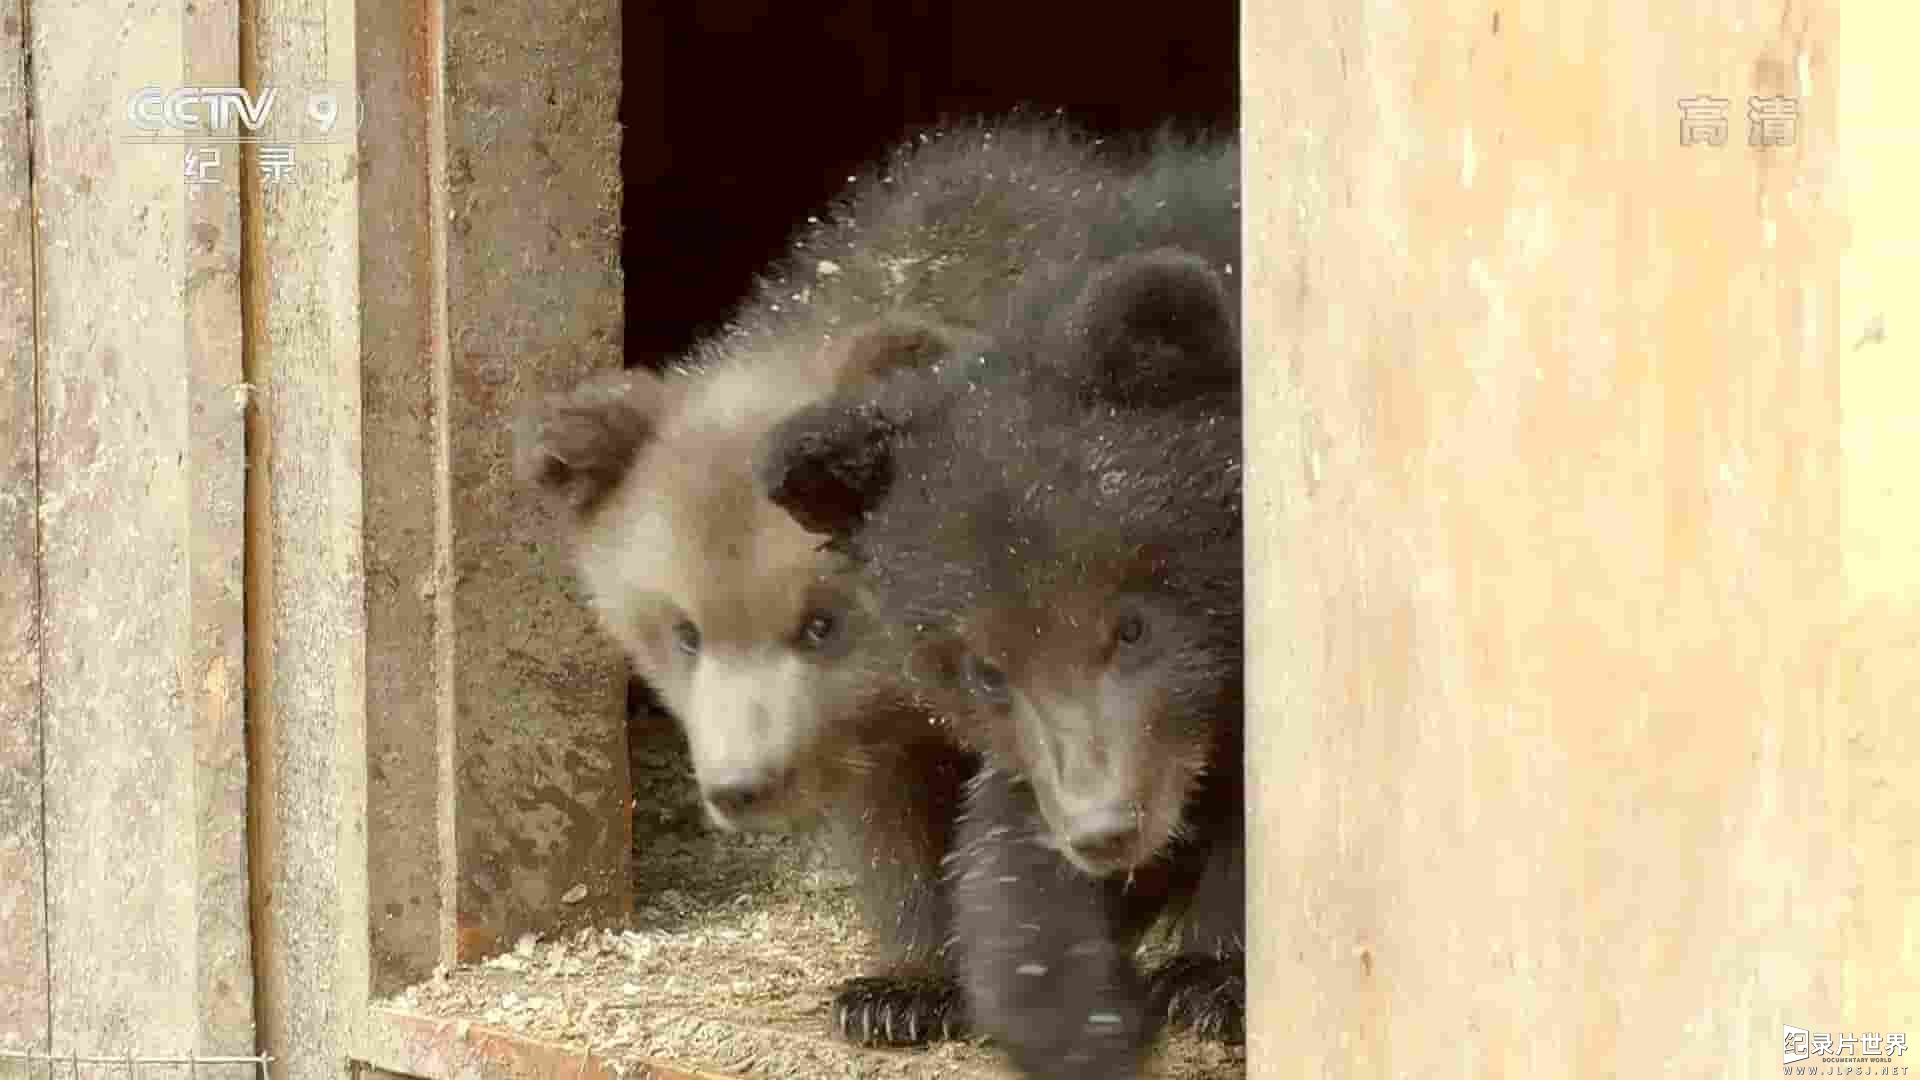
[
  {"left": 797, "top": 610, "right": 839, "bottom": 648},
  {"left": 1115, "top": 612, "right": 1148, "bottom": 647},
  {"left": 961, "top": 653, "right": 1011, "bottom": 705},
  {"left": 673, "top": 620, "right": 701, "bottom": 656}
]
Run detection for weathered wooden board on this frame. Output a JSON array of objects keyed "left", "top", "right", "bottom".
[
  {"left": 183, "top": 0, "right": 256, "bottom": 1053},
  {"left": 1243, "top": 1, "right": 1918, "bottom": 1076},
  {"left": 243, "top": 2, "right": 371, "bottom": 1079},
  {"left": 357, "top": 0, "right": 451, "bottom": 999},
  {"left": 24, "top": 0, "right": 253, "bottom": 1065},
  {"left": 440, "top": 0, "right": 630, "bottom": 957},
  {"left": 354, "top": 0, "right": 632, "bottom": 997},
  {"left": 0, "top": 0, "right": 47, "bottom": 1060}
]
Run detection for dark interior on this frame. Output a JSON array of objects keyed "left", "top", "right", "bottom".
[
  {"left": 620, "top": 0, "right": 1240, "bottom": 364},
  {"left": 617, "top": 1, "right": 1239, "bottom": 718}
]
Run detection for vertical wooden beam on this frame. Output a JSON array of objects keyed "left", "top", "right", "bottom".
[
  {"left": 440, "top": 0, "right": 630, "bottom": 958},
  {"left": 1827, "top": 3, "right": 1920, "bottom": 1036},
  {"left": 0, "top": 0, "right": 46, "bottom": 1060},
  {"left": 26, "top": 0, "right": 252, "bottom": 1063},
  {"left": 356, "top": 0, "right": 632, "bottom": 988},
  {"left": 1244, "top": 1, "right": 1918, "bottom": 1076},
  {"left": 186, "top": 0, "right": 257, "bottom": 1054},
  {"left": 243, "top": 1, "right": 370, "bottom": 1077},
  {"left": 357, "top": 0, "right": 450, "bottom": 997}
]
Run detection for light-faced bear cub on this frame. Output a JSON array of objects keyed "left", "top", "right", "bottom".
[
  {"left": 513, "top": 119, "right": 1182, "bottom": 1048},
  {"left": 758, "top": 142, "right": 1245, "bottom": 1077}
]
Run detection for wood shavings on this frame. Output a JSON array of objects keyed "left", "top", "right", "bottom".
[{"left": 376, "top": 709, "right": 1243, "bottom": 1078}]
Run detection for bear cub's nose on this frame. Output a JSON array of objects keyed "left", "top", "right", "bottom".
[{"left": 1067, "top": 809, "right": 1140, "bottom": 867}]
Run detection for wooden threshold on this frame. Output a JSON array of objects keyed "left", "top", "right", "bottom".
[{"left": 360, "top": 1005, "right": 738, "bottom": 1080}]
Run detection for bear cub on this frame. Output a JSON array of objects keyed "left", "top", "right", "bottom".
[
  {"left": 760, "top": 232, "right": 1247, "bottom": 1078},
  {"left": 516, "top": 120, "right": 1149, "bottom": 1048}
]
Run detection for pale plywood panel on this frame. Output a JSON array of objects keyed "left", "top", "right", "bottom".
[
  {"left": 1827, "top": 1, "right": 1920, "bottom": 1033},
  {"left": 1243, "top": 0, "right": 1916, "bottom": 1075},
  {"left": 27, "top": 0, "right": 251, "bottom": 1060}
]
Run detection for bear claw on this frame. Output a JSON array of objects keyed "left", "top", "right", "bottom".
[
  {"left": 1146, "top": 953, "right": 1245, "bottom": 1046},
  {"left": 831, "top": 974, "right": 969, "bottom": 1047}
]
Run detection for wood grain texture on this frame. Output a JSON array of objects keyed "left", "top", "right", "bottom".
[
  {"left": 185, "top": 0, "right": 257, "bottom": 1053},
  {"left": 441, "top": 0, "right": 631, "bottom": 958},
  {"left": 25, "top": 0, "right": 252, "bottom": 1062},
  {"left": 357, "top": 0, "right": 451, "bottom": 999},
  {"left": 1243, "top": 1, "right": 1918, "bottom": 1075},
  {"left": 0, "top": 0, "right": 47, "bottom": 1056},
  {"left": 243, "top": 2, "right": 370, "bottom": 1078},
  {"left": 355, "top": 0, "right": 632, "bottom": 983}
]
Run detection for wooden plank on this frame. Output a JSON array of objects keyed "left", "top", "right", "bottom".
[
  {"left": 361, "top": 1007, "right": 737, "bottom": 1080},
  {"left": 1243, "top": 0, "right": 1919, "bottom": 1076},
  {"left": 355, "top": 0, "right": 633, "bottom": 989},
  {"left": 243, "top": 2, "right": 371, "bottom": 1078},
  {"left": 0, "top": 0, "right": 47, "bottom": 1061},
  {"left": 357, "top": 0, "right": 452, "bottom": 998},
  {"left": 1826, "top": 2, "right": 1920, "bottom": 1036},
  {"left": 441, "top": 0, "right": 630, "bottom": 957},
  {"left": 28, "top": 0, "right": 252, "bottom": 1062},
  {"left": 184, "top": 0, "right": 256, "bottom": 1053}
]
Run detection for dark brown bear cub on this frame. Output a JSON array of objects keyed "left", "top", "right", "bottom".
[
  {"left": 517, "top": 120, "right": 1157, "bottom": 1048},
  {"left": 760, "top": 235, "right": 1245, "bottom": 1079}
]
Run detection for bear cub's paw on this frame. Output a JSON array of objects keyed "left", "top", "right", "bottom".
[
  {"left": 832, "top": 973, "right": 969, "bottom": 1047},
  {"left": 1146, "top": 952, "right": 1246, "bottom": 1046}
]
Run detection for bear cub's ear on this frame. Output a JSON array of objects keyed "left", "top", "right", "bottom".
[
  {"left": 1058, "top": 247, "right": 1240, "bottom": 412},
  {"left": 514, "top": 368, "right": 667, "bottom": 516},
  {"left": 761, "top": 315, "right": 972, "bottom": 541},
  {"left": 758, "top": 394, "right": 909, "bottom": 542}
]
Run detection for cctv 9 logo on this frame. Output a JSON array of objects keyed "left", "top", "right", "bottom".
[{"left": 125, "top": 83, "right": 365, "bottom": 139}]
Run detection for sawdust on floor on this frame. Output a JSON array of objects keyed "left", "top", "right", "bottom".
[{"left": 377, "top": 699, "right": 1247, "bottom": 1080}]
